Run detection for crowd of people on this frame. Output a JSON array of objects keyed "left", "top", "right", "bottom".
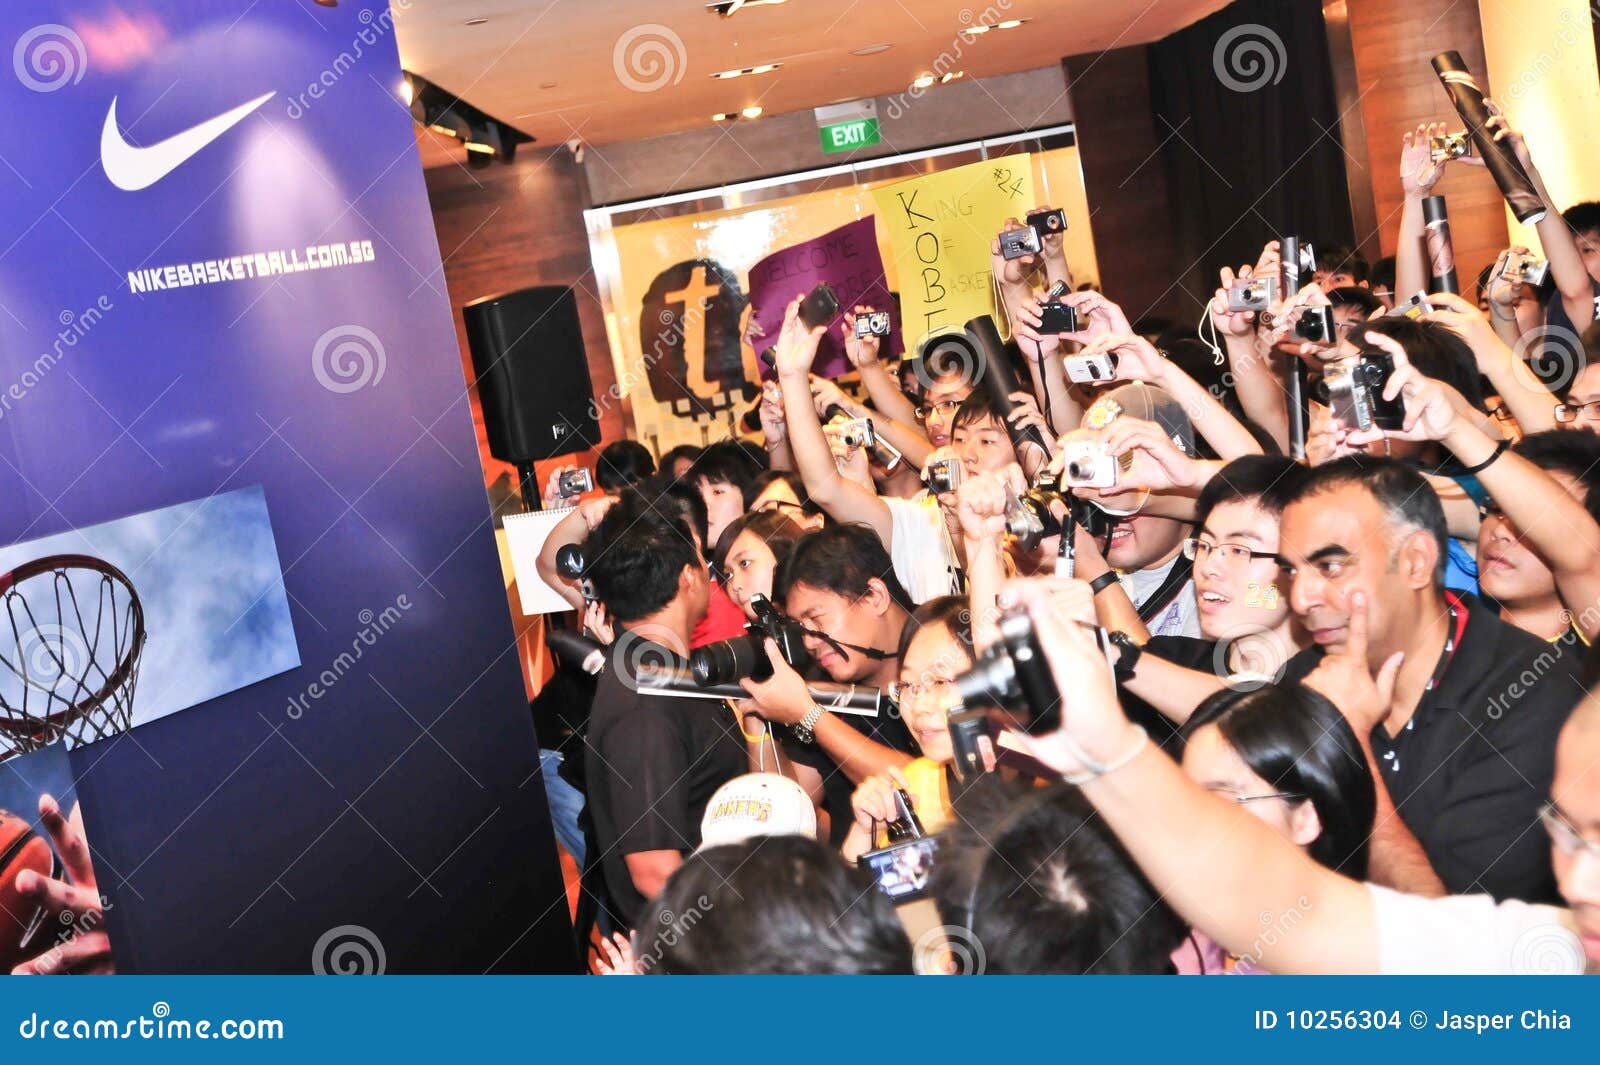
[{"left": 530, "top": 104, "right": 1600, "bottom": 975}]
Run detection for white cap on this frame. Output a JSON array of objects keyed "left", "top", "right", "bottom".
[{"left": 698, "top": 773, "right": 817, "bottom": 849}]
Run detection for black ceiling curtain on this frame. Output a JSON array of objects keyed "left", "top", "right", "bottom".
[{"left": 1147, "top": 0, "right": 1356, "bottom": 318}]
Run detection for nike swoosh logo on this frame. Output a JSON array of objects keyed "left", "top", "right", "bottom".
[{"left": 100, "top": 90, "right": 276, "bottom": 191}]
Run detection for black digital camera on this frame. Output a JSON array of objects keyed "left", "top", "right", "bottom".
[
  {"left": 1292, "top": 305, "right": 1337, "bottom": 345},
  {"left": 854, "top": 311, "right": 892, "bottom": 338},
  {"left": 799, "top": 282, "right": 840, "bottom": 329},
  {"left": 952, "top": 609, "right": 1075, "bottom": 735},
  {"left": 1324, "top": 348, "right": 1404, "bottom": 433},
  {"left": 688, "top": 594, "right": 810, "bottom": 685},
  {"left": 1004, "top": 472, "right": 1112, "bottom": 554},
  {"left": 1027, "top": 207, "right": 1068, "bottom": 235},
  {"left": 1038, "top": 301, "right": 1079, "bottom": 334},
  {"left": 999, "top": 227, "right": 1042, "bottom": 261},
  {"left": 861, "top": 835, "right": 939, "bottom": 903}
]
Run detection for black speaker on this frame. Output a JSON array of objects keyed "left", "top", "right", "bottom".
[{"left": 463, "top": 285, "right": 601, "bottom": 463}]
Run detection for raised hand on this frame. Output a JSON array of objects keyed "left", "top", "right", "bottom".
[
  {"left": 1301, "top": 590, "right": 1404, "bottom": 736},
  {"left": 774, "top": 295, "right": 827, "bottom": 378},
  {"left": 841, "top": 305, "right": 882, "bottom": 369},
  {"left": 1400, "top": 122, "right": 1449, "bottom": 196}
]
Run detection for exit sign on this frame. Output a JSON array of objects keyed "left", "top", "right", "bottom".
[{"left": 820, "top": 118, "right": 880, "bottom": 154}]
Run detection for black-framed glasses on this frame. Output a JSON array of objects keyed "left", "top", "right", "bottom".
[
  {"left": 1539, "top": 802, "right": 1600, "bottom": 860},
  {"left": 752, "top": 498, "right": 807, "bottom": 516},
  {"left": 1182, "top": 538, "right": 1278, "bottom": 566},
  {"left": 915, "top": 398, "right": 962, "bottom": 421},
  {"left": 1554, "top": 400, "right": 1600, "bottom": 423}
]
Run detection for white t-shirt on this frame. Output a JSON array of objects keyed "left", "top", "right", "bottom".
[
  {"left": 885, "top": 494, "right": 960, "bottom": 604},
  {"left": 1119, "top": 553, "right": 1201, "bottom": 639},
  {"left": 1369, "top": 883, "right": 1588, "bottom": 974}
]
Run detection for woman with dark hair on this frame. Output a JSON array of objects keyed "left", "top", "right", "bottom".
[
  {"left": 711, "top": 509, "right": 808, "bottom": 620},
  {"left": 1173, "top": 682, "right": 1377, "bottom": 973}
]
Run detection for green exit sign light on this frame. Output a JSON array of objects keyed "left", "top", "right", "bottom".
[{"left": 820, "top": 118, "right": 880, "bottom": 154}]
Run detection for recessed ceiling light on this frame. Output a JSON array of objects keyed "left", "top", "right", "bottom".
[
  {"left": 963, "top": 17, "right": 1029, "bottom": 37},
  {"left": 465, "top": 17, "right": 489, "bottom": 25},
  {"left": 539, "top": 81, "right": 557, "bottom": 90},
  {"left": 712, "top": 112, "right": 736, "bottom": 122},
  {"left": 850, "top": 43, "right": 892, "bottom": 56},
  {"left": 940, "top": 70, "right": 964, "bottom": 84},
  {"left": 741, "top": 105, "right": 763, "bottom": 119},
  {"left": 707, "top": 0, "right": 788, "bottom": 16},
  {"left": 911, "top": 73, "right": 935, "bottom": 90},
  {"left": 711, "top": 62, "right": 781, "bottom": 79}
]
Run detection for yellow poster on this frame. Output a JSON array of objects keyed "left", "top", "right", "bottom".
[{"left": 870, "top": 155, "right": 1035, "bottom": 351}]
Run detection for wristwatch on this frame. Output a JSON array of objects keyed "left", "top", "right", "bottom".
[
  {"left": 1108, "top": 630, "right": 1142, "bottom": 683},
  {"left": 793, "top": 705, "right": 826, "bottom": 745}
]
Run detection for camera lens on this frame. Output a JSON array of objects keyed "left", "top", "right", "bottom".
[
  {"left": 554, "top": 544, "right": 586, "bottom": 580},
  {"left": 688, "top": 634, "right": 770, "bottom": 686}
]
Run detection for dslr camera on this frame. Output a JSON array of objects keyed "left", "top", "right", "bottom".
[
  {"left": 1502, "top": 252, "right": 1551, "bottom": 288},
  {"left": 952, "top": 609, "right": 1086, "bottom": 734},
  {"left": 1226, "top": 275, "right": 1278, "bottom": 313},
  {"left": 999, "top": 227, "right": 1042, "bottom": 261},
  {"left": 1291, "top": 305, "right": 1338, "bottom": 345},
  {"left": 923, "top": 456, "right": 961, "bottom": 495},
  {"left": 1429, "top": 129, "right": 1473, "bottom": 165},
  {"left": 854, "top": 311, "right": 892, "bottom": 338},
  {"left": 688, "top": 594, "right": 810, "bottom": 685},
  {"left": 1323, "top": 347, "right": 1404, "bottom": 433},
  {"left": 557, "top": 467, "right": 594, "bottom": 498}
]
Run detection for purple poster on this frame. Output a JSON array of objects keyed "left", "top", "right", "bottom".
[{"left": 746, "top": 217, "right": 903, "bottom": 380}]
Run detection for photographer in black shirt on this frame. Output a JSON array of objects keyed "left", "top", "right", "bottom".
[{"left": 580, "top": 500, "right": 747, "bottom": 931}]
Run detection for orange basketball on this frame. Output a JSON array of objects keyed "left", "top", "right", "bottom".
[{"left": 0, "top": 809, "right": 52, "bottom": 973}]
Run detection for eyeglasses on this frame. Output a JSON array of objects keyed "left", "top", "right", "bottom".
[
  {"left": 889, "top": 678, "right": 956, "bottom": 703},
  {"left": 1182, "top": 538, "right": 1278, "bottom": 566},
  {"left": 1206, "top": 787, "right": 1305, "bottom": 805},
  {"left": 915, "top": 399, "right": 962, "bottom": 421},
  {"left": 753, "top": 498, "right": 806, "bottom": 516},
  {"left": 1554, "top": 400, "right": 1600, "bottom": 423},
  {"left": 1539, "top": 802, "right": 1600, "bottom": 860}
]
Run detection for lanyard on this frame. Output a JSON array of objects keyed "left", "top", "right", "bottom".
[{"left": 1424, "top": 593, "right": 1467, "bottom": 694}]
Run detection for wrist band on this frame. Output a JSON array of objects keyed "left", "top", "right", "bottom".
[
  {"left": 1460, "top": 438, "right": 1510, "bottom": 475},
  {"left": 1061, "top": 726, "right": 1150, "bottom": 786},
  {"left": 1089, "top": 571, "right": 1120, "bottom": 595}
]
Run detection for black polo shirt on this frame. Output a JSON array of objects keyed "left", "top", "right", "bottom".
[
  {"left": 1282, "top": 593, "right": 1580, "bottom": 903},
  {"left": 584, "top": 638, "right": 747, "bottom": 930},
  {"left": 781, "top": 697, "right": 918, "bottom": 846}
]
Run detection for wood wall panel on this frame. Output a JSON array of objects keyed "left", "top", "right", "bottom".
[
  {"left": 1344, "top": 0, "right": 1508, "bottom": 291},
  {"left": 421, "top": 137, "right": 621, "bottom": 495}
]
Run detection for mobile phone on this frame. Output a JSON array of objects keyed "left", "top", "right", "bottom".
[{"left": 799, "top": 282, "right": 840, "bottom": 330}]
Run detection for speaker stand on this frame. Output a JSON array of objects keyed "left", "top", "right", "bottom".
[{"left": 517, "top": 461, "right": 541, "bottom": 513}]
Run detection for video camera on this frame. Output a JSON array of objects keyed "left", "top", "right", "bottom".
[{"left": 688, "top": 593, "right": 811, "bottom": 685}]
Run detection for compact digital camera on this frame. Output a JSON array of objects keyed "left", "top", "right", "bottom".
[
  {"left": 1292, "top": 305, "right": 1338, "bottom": 345},
  {"left": 999, "top": 227, "right": 1042, "bottom": 261},
  {"left": 854, "top": 311, "right": 892, "bottom": 338},
  {"left": 1226, "top": 276, "right": 1278, "bottom": 313},
  {"left": 923, "top": 457, "right": 961, "bottom": 495},
  {"left": 1503, "top": 253, "right": 1551, "bottom": 288},
  {"left": 1060, "top": 438, "right": 1120, "bottom": 489},
  {"left": 1429, "top": 130, "right": 1473, "bottom": 165},
  {"left": 1324, "top": 349, "right": 1404, "bottom": 433},
  {"left": 557, "top": 467, "right": 594, "bottom": 498},
  {"left": 1026, "top": 207, "right": 1068, "bottom": 235},
  {"left": 1038, "top": 301, "right": 1079, "bottom": 334}
]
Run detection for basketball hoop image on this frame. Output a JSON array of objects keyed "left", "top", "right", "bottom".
[{"left": 0, "top": 555, "right": 145, "bottom": 760}]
